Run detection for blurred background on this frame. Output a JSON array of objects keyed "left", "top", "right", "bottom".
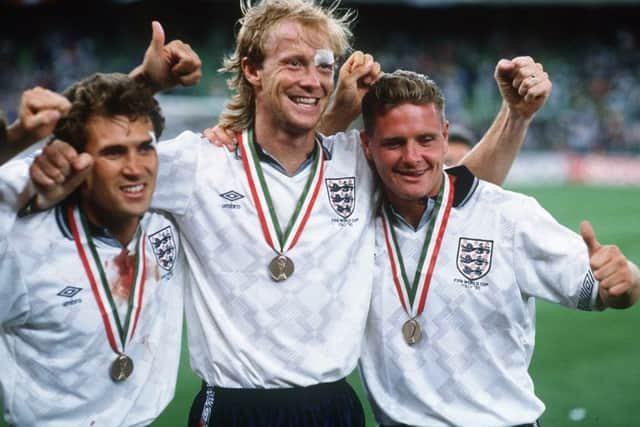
[
  {"left": 2, "top": 0, "right": 640, "bottom": 184},
  {"left": 1, "top": 0, "right": 639, "bottom": 426}
]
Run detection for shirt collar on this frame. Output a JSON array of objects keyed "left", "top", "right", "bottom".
[
  {"left": 56, "top": 199, "right": 141, "bottom": 249},
  {"left": 385, "top": 197, "right": 436, "bottom": 232},
  {"left": 233, "top": 132, "right": 331, "bottom": 176}
]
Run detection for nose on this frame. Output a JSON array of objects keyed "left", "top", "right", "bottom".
[
  {"left": 122, "top": 152, "right": 145, "bottom": 177},
  {"left": 299, "top": 65, "right": 323, "bottom": 90},
  {"left": 401, "top": 141, "right": 421, "bottom": 164}
]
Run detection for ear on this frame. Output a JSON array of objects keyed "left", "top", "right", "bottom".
[
  {"left": 442, "top": 120, "right": 449, "bottom": 152},
  {"left": 241, "top": 57, "right": 262, "bottom": 88},
  {"left": 360, "top": 129, "right": 373, "bottom": 162}
]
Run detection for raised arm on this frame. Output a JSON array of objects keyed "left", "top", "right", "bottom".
[
  {"left": 318, "top": 51, "right": 382, "bottom": 135},
  {"left": 203, "top": 51, "right": 382, "bottom": 150},
  {"left": 0, "top": 87, "right": 71, "bottom": 165},
  {"left": 581, "top": 221, "right": 640, "bottom": 309},
  {"left": 129, "top": 21, "right": 202, "bottom": 93},
  {"left": 461, "top": 56, "right": 552, "bottom": 185}
]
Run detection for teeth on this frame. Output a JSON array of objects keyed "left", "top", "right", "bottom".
[
  {"left": 398, "top": 170, "right": 425, "bottom": 177},
  {"left": 123, "top": 184, "right": 144, "bottom": 193},
  {"left": 291, "top": 97, "right": 317, "bottom": 105}
]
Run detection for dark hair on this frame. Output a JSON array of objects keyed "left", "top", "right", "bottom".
[
  {"left": 0, "top": 112, "right": 6, "bottom": 146},
  {"left": 54, "top": 73, "right": 165, "bottom": 152},
  {"left": 362, "top": 69, "right": 445, "bottom": 136}
]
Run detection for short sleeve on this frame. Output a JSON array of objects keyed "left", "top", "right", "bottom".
[
  {"left": 0, "top": 158, "right": 32, "bottom": 236},
  {"left": 152, "top": 131, "right": 203, "bottom": 215},
  {"left": 0, "top": 239, "right": 30, "bottom": 327},
  {"left": 511, "top": 196, "right": 599, "bottom": 310}
]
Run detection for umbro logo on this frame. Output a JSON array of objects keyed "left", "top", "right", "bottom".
[
  {"left": 58, "top": 286, "right": 83, "bottom": 307},
  {"left": 220, "top": 190, "right": 244, "bottom": 209},
  {"left": 57, "top": 286, "right": 82, "bottom": 298},
  {"left": 220, "top": 191, "right": 244, "bottom": 202}
]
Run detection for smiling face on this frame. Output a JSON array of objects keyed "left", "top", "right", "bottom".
[
  {"left": 244, "top": 19, "right": 335, "bottom": 136},
  {"left": 80, "top": 114, "right": 157, "bottom": 238},
  {"left": 362, "top": 102, "right": 449, "bottom": 209}
]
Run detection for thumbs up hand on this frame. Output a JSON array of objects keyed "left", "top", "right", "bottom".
[
  {"left": 129, "top": 21, "right": 202, "bottom": 93},
  {"left": 581, "top": 220, "right": 640, "bottom": 308}
]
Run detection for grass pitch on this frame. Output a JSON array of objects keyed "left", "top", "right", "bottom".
[{"left": 2, "top": 185, "right": 638, "bottom": 426}]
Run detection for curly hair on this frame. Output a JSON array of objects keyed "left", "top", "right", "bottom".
[
  {"left": 362, "top": 70, "right": 446, "bottom": 136},
  {"left": 218, "top": 0, "right": 354, "bottom": 131},
  {"left": 54, "top": 73, "right": 165, "bottom": 152}
]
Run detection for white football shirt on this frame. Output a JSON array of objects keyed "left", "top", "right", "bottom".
[
  {"left": 360, "top": 166, "right": 599, "bottom": 427},
  {"left": 0, "top": 204, "right": 185, "bottom": 427},
  {"left": 152, "top": 129, "right": 376, "bottom": 388}
]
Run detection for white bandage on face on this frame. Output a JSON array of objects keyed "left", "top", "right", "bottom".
[
  {"left": 149, "top": 131, "right": 157, "bottom": 146},
  {"left": 314, "top": 49, "right": 335, "bottom": 68}
]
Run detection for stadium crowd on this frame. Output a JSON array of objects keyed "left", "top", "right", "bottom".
[{"left": 1, "top": 2, "right": 639, "bottom": 153}]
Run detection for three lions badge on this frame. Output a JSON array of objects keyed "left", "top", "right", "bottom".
[
  {"left": 456, "top": 237, "right": 493, "bottom": 281},
  {"left": 325, "top": 177, "right": 356, "bottom": 219},
  {"left": 148, "top": 226, "right": 177, "bottom": 272}
]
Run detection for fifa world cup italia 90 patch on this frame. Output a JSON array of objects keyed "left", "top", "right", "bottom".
[{"left": 456, "top": 237, "right": 493, "bottom": 281}]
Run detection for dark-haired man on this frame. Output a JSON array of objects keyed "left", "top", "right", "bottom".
[
  {"left": 0, "top": 73, "right": 186, "bottom": 427},
  {"left": 358, "top": 70, "right": 640, "bottom": 427}
]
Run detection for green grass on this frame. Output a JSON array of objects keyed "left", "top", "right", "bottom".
[{"left": 2, "top": 185, "right": 639, "bottom": 426}]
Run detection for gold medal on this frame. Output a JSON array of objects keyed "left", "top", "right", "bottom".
[
  {"left": 402, "top": 319, "right": 422, "bottom": 345},
  {"left": 110, "top": 354, "right": 134, "bottom": 382},
  {"left": 269, "top": 254, "right": 294, "bottom": 282}
]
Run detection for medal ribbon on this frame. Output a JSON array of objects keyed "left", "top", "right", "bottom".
[
  {"left": 67, "top": 204, "right": 147, "bottom": 354},
  {"left": 381, "top": 172, "right": 454, "bottom": 318},
  {"left": 238, "top": 128, "right": 325, "bottom": 255}
]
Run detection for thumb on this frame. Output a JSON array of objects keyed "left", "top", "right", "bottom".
[
  {"left": 580, "top": 220, "right": 602, "bottom": 256},
  {"left": 495, "top": 59, "right": 514, "bottom": 80},
  {"left": 150, "top": 21, "right": 165, "bottom": 51},
  {"left": 72, "top": 153, "right": 93, "bottom": 172},
  {"left": 64, "top": 158, "right": 94, "bottom": 193}
]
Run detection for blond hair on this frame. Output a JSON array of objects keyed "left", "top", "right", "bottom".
[{"left": 219, "top": 0, "right": 354, "bottom": 131}]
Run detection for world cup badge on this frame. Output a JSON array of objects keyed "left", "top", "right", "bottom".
[
  {"left": 148, "top": 226, "right": 177, "bottom": 272},
  {"left": 325, "top": 177, "right": 356, "bottom": 219},
  {"left": 456, "top": 237, "right": 493, "bottom": 281}
]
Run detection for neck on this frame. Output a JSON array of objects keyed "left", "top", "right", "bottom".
[
  {"left": 253, "top": 115, "right": 317, "bottom": 176},
  {"left": 386, "top": 194, "right": 428, "bottom": 229},
  {"left": 81, "top": 201, "right": 139, "bottom": 247},
  {"left": 385, "top": 174, "right": 443, "bottom": 229}
]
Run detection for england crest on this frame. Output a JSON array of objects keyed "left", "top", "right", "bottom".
[
  {"left": 325, "top": 177, "right": 356, "bottom": 218},
  {"left": 148, "top": 226, "right": 177, "bottom": 271},
  {"left": 456, "top": 237, "right": 493, "bottom": 281}
]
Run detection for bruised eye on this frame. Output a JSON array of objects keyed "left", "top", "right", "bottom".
[{"left": 317, "top": 62, "right": 335, "bottom": 73}]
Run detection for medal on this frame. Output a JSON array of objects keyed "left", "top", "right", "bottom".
[
  {"left": 68, "top": 204, "right": 147, "bottom": 381},
  {"left": 381, "top": 172, "right": 455, "bottom": 346},
  {"left": 402, "top": 319, "right": 422, "bottom": 345},
  {"left": 269, "top": 254, "right": 295, "bottom": 282},
  {"left": 238, "top": 128, "right": 325, "bottom": 282},
  {"left": 110, "top": 354, "right": 134, "bottom": 382}
]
